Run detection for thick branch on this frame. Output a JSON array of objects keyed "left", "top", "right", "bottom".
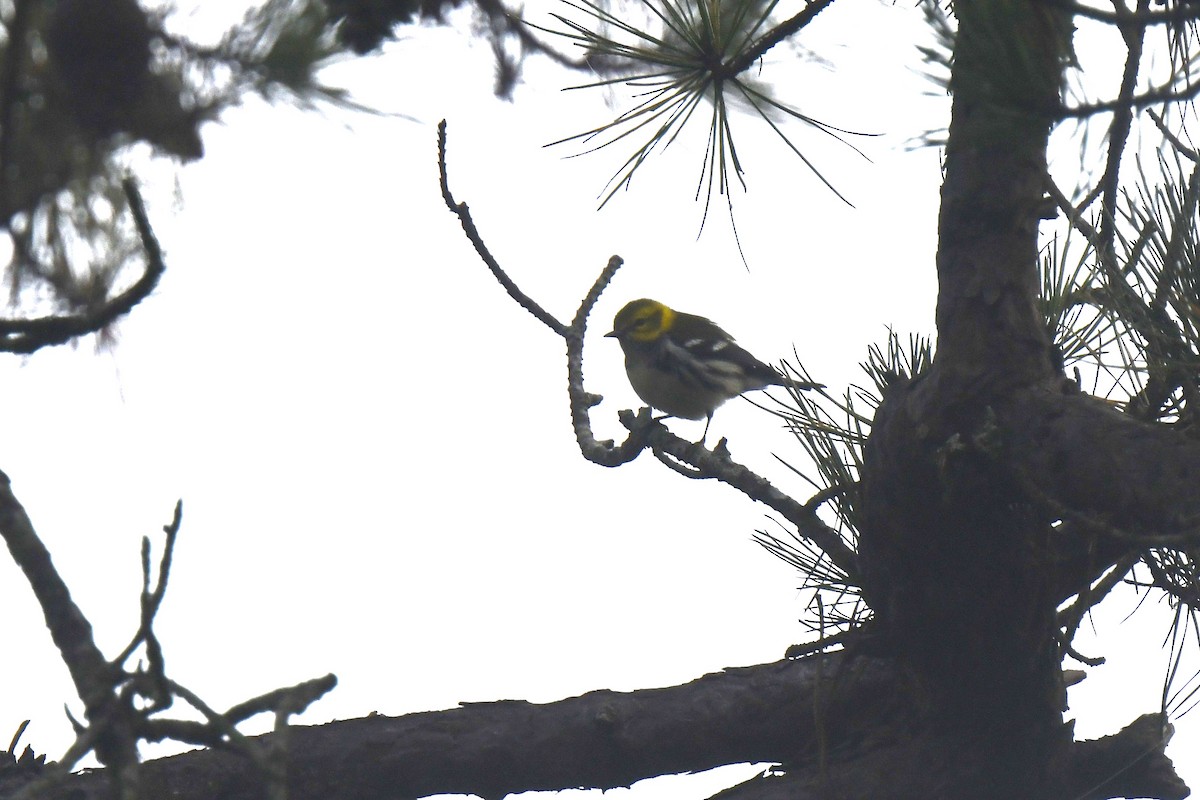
[
  {"left": 0, "top": 470, "right": 145, "bottom": 792},
  {"left": 1067, "top": 714, "right": 1187, "bottom": 800},
  {"left": 1001, "top": 385, "right": 1200, "bottom": 543},
  {"left": 36, "top": 654, "right": 902, "bottom": 800},
  {"left": 710, "top": 712, "right": 1184, "bottom": 800},
  {"left": 0, "top": 472, "right": 113, "bottom": 717},
  {"left": 27, "top": 655, "right": 1183, "bottom": 800}
]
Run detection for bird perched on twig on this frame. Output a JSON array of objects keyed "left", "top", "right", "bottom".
[{"left": 606, "top": 298, "right": 820, "bottom": 439}]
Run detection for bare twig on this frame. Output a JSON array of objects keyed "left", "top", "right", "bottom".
[
  {"left": 222, "top": 674, "right": 339, "bottom": 725},
  {"left": 783, "top": 627, "right": 853, "bottom": 659},
  {"left": 437, "top": 120, "right": 566, "bottom": 336},
  {"left": 1036, "top": 0, "right": 1200, "bottom": 26},
  {"left": 1096, "top": 0, "right": 1149, "bottom": 267},
  {"left": 6, "top": 720, "right": 30, "bottom": 754},
  {"left": 565, "top": 255, "right": 656, "bottom": 466},
  {"left": 113, "top": 501, "right": 182, "bottom": 670},
  {"left": 1061, "top": 79, "right": 1200, "bottom": 119},
  {"left": 722, "top": 0, "right": 840, "bottom": 79},
  {"left": 1044, "top": 177, "right": 1102, "bottom": 244},
  {"left": 1149, "top": 110, "right": 1200, "bottom": 163}
]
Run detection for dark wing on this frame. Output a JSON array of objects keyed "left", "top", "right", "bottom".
[{"left": 674, "top": 314, "right": 783, "bottom": 389}]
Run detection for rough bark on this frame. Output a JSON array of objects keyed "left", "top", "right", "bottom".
[
  {"left": 24, "top": 655, "right": 894, "bottom": 800},
  {"left": 13, "top": 656, "right": 1181, "bottom": 800},
  {"left": 856, "top": 1, "right": 1129, "bottom": 796}
]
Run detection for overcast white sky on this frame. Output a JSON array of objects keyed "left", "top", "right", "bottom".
[{"left": 0, "top": 0, "right": 1194, "bottom": 796}]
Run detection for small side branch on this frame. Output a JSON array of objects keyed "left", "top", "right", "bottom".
[
  {"left": 437, "top": 120, "right": 566, "bottom": 336},
  {"left": 625, "top": 413, "right": 858, "bottom": 579},
  {"left": 723, "top": 0, "right": 840, "bottom": 78},
  {"left": 1036, "top": 0, "right": 1200, "bottom": 27},
  {"left": 1061, "top": 80, "right": 1200, "bottom": 120},
  {"left": 0, "top": 179, "right": 168, "bottom": 353},
  {"left": 566, "top": 255, "right": 654, "bottom": 466}
]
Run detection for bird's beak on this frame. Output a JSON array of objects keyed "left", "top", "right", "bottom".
[{"left": 604, "top": 330, "right": 618, "bottom": 338}]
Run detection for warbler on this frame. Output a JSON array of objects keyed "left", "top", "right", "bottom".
[{"left": 605, "top": 298, "right": 819, "bottom": 436}]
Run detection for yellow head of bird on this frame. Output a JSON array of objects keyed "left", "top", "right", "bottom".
[{"left": 606, "top": 299, "right": 676, "bottom": 344}]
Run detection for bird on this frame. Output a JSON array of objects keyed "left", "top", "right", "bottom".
[{"left": 605, "top": 298, "right": 820, "bottom": 438}]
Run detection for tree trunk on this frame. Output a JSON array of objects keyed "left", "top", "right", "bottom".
[{"left": 858, "top": 1, "right": 1088, "bottom": 796}]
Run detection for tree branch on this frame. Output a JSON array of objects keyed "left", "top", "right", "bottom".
[
  {"left": 710, "top": 711, "right": 1185, "bottom": 800},
  {"left": 0, "top": 472, "right": 113, "bottom": 704},
  {"left": 0, "top": 475, "right": 337, "bottom": 800},
  {"left": 438, "top": 121, "right": 858, "bottom": 579},
  {"left": 0, "top": 470, "right": 144, "bottom": 792},
  {"left": 1094, "top": 0, "right": 1147, "bottom": 267},
  {"left": 33, "top": 654, "right": 906, "bottom": 800},
  {"left": 1067, "top": 713, "right": 1187, "bottom": 800},
  {"left": 722, "top": 0, "right": 839, "bottom": 79},
  {"left": 0, "top": 179, "right": 168, "bottom": 353},
  {"left": 623, "top": 412, "right": 859, "bottom": 578},
  {"left": 27, "top": 656, "right": 1183, "bottom": 800},
  {"left": 1036, "top": 0, "right": 1200, "bottom": 26},
  {"left": 1001, "top": 386, "right": 1200, "bottom": 546},
  {"left": 437, "top": 120, "right": 566, "bottom": 336}
]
